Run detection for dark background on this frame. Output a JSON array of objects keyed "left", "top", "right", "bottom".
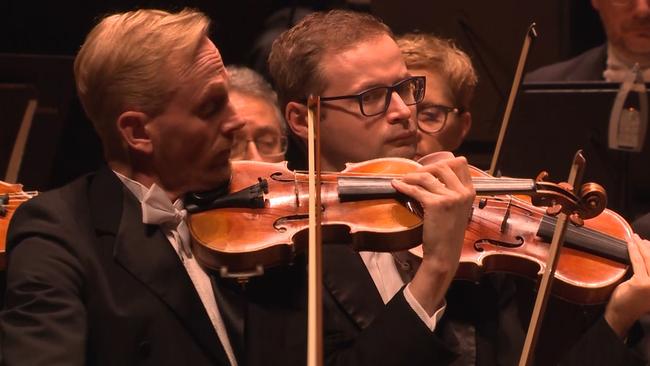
[{"left": 1, "top": 0, "right": 606, "bottom": 191}]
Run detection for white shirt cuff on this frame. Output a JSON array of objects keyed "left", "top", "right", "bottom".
[{"left": 403, "top": 283, "right": 446, "bottom": 332}]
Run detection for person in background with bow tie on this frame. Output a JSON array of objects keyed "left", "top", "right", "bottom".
[{"left": 527, "top": 0, "right": 650, "bottom": 82}]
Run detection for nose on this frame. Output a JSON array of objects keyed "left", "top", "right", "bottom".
[{"left": 386, "top": 91, "right": 414, "bottom": 127}]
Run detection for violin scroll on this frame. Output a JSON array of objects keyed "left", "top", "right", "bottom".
[
  {"left": 578, "top": 182, "right": 608, "bottom": 219},
  {"left": 530, "top": 171, "right": 607, "bottom": 224}
]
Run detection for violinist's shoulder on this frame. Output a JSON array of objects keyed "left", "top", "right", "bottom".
[
  {"left": 525, "top": 44, "right": 607, "bottom": 83},
  {"left": 6, "top": 166, "right": 116, "bottom": 254}
]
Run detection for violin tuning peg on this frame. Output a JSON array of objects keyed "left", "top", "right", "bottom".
[
  {"left": 569, "top": 213, "right": 584, "bottom": 227},
  {"left": 546, "top": 204, "right": 562, "bottom": 216},
  {"left": 535, "top": 171, "right": 549, "bottom": 182}
]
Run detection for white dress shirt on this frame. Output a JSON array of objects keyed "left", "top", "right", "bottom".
[
  {"left": 114, "top": 172, "right": 238, "bottom": 366},
  {"left": 604, "top": 43, "right": 650, "bottom": 82},
  {"left": 359, "top": 251, "right": 445, "bottom": 331}
]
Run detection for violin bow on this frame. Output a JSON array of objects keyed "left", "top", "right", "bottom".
[
  {"left": 306, "top": 95, "right": 323, "bottom": 366},
  {"left": 488, "top": 22, "right": 537, "bottom": 176},
  {"left": 518, "top": 150, "right": 587, "bottom": 366}
]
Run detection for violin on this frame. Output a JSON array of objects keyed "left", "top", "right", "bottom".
[
  {"left": 410, "top": 164, "right": 633, "bottom": 305},
  {"left": 0, "top": 181, "right": 37, "bottom": 270},
  {"left": 185, "top": 157, "right": 606, "bottom": 281}
]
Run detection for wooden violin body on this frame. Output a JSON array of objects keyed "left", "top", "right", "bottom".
[
  {"left": 187, "top": 159, "right": 423, "bottom": 278},
  {"left": 410, "top": 167, "right": 632, "bottom": 305},
  {"left": 187, "top": 157, "right": 608, "bottom": 283},
  {"left": 1, "top": 181, "right": 37, "bottom": 270}
]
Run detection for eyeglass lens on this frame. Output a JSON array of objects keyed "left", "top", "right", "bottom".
[
  {"left": 417, "top": 106, "right": 455, "bottom": 133},
  {"left": 360, "top": 77, "right": 424, "bottom": 116},
  {"left": 230, "top": 132, "right": 288, "bottom": 159}
]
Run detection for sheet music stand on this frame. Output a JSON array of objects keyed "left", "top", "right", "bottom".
[
  {"left": 496, "top": 82, "right": 650, "bottom": 221},
  {"left": 0, "top": 53, "right": 77, "bottom": 190},
  {"left": 0, "top": 83, "right": 38, "bottom": 183}
]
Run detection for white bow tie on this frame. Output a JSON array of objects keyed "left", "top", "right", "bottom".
[
  {"left": 141, "top": 184, "right": 192, "bottom": 258},
  {"left": 604, "top": 64, "right": 650, "bottom": 83},
  {"left": 604, "top": 47, "right": 650, "bottom": 82}
]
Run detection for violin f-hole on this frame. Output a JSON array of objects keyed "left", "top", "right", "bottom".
[{"left": 473, "top": 236, "right": 525, "bottom": 252}]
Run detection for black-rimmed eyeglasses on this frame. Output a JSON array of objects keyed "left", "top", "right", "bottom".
[
  {"left": 417, "top": 104, "right": 462, "bottom": 134},
  {"left": 318, "top": 76, "right": 426, "bottom": 117}
]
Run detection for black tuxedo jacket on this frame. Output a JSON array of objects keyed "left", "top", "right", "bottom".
[
  {"left": 1, "top": 167, "right": 464, "bottom": 366},
  {"left": 526, "top": 45, "right": 607, "bottom": 82},
  {"left": 1, "top": 167, "right": 232, "bottom": 365},
  {"left": 322, "top": 243, "right": 647, "bottom": 366},
  {"left": 323, "top": 244, "right": 527, "bottom": 366}
]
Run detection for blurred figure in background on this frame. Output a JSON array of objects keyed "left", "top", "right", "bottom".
[
  {"left": 227, "top": 65, "right": 287, "bottom": 162},
  {"left": 528, "top": 0, "right": 650, "bottom": 82},
  {"left": 397, "top": 33, "right": 477, "bottom": 158}
]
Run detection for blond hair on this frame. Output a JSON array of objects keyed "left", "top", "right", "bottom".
[
  {"left": 268, "top": 9, "right": 393, "bottom": 109},
  {"left": 397, "top": 33, "right": 477, "bottom": 110},
  {"left": 74, "top": 8, "right": 210, "bottom": 160}
]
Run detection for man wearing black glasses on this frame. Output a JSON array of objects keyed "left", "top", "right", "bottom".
[
  {"left": 269, "top": 9, "right": 478, "bottom": 365},
  {"left": 269, "top": 9, "right": 650, "bottom": 366}
]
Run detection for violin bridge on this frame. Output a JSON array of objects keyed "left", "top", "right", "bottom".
[{"left": 500, "top": 199, "right": 512, "bottom": 233}]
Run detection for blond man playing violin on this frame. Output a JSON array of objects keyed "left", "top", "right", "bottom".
[{"left": 1, "top": 9, "right": 249, "bottom": 366}]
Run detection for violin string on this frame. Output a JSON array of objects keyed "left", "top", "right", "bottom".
[
  {"left": 540, "top": 215, "right": 625, "bottom": 246},
  {"left": 294, "top": 170, "right": 533, "bottom": 183},
  {"left": 540, "top": 215, "right": 627, "bottom": 250}
]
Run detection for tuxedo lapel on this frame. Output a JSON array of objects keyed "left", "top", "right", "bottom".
[
  {"left": 89, "top": 167, "right": 230, "bottom": 365},
  {"left": 211, "top": 276, "right": 246, "bottom": 365},
  {"left": 322, "top": 243, "right": 384, "bottom": 330}
]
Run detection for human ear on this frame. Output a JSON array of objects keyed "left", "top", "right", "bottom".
[
  {"left": 116, "top": 111, "right": 153, "bottom": 154},
  {"left": 285, "top": 101, "right": 309, "bottom": 142}
]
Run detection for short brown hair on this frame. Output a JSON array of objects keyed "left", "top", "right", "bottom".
[
  {"left": 268, "top": 9, "right": 393, "bottom": 109},
  {"left": 74, "top": 8, "right": 210, "bottom": 160},
  {"left": 397, "top": 33, "right": 477, "bottom": 110}
]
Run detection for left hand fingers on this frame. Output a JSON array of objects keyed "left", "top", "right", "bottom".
[
  {"left": 630, "top": 234, "right": 650, "bottom": 278},
  {"left": 393, "top": 173, "right": 449, "bottom": 205},
  {"left": 418, "top": 157, "right": 473, "bottom": 195}
]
